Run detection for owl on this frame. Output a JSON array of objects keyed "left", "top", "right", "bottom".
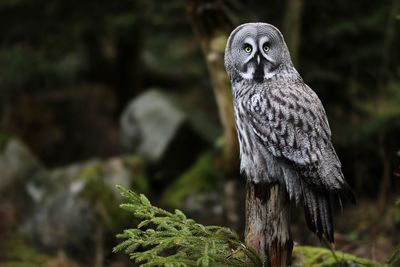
[{"left": 224, "top": 23, "right": 354, "bottom": 243}]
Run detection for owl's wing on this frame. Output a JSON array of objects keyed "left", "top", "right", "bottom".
[
  {"left": 244, "top": 81, "right": 355, "bottom": 243},
  {"left": 245, "top": 82, "right": 345, "bottom": 190}
]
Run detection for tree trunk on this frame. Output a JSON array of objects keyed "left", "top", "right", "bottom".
[
  {"left": 282, "top": 0, "right": 303, "bottom": 67},
  {"left": 377, "top": 132, "right": 390, "bottom": 212},
  {"left": 376, "top": 0, "right": 398, "bottom": 210},
  {"left": 380, "top": 0, "right": 399, "bottom": 78},
  {"left": 245, "top": 181, "right": 293, "bottom": 267},
  {"left": 204, "top": 34, "right": 239, "bottom": 174},
  {"left": 186, "top": 0, "right": 239, "bottom": 175}
]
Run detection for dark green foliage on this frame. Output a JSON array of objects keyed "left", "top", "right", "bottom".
[
  {"left": 162, "top": 151, "right": 221, "bottom": 208},
  {"left": 388, "top": 245, "right": 400, "bottom": 267},
  {"left": 387, "top": 199, "right": 400, "bottom": 267},
  {"left": 113, "top": 186, "right": 263, "bottom": 267},
  {"left": 0, "top": 132, "right": 11, "bottom": 150},
  {"left": 0, "top": 236, "right": 50, "bottom": 267},
  {"left": 292, "top": 246, "right": 387, "bottom": 267}
]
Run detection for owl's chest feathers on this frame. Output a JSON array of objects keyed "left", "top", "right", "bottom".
[
  {"left": 234, "top": 98, "right": 280, "bottom": 182},
  {"left": 232, "top": 75, "right": 295, "bottom": 178},
  {"left": 232, "top": 66, "right": 301, "bottom": 155},
  {"left": 233, "top": 85, "right": 269, "bottom": 174},
  {"left": 233, "top": 82, "right": 268, "bottom": 147}
]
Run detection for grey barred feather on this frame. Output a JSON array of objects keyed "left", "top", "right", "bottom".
[{"left": 225, "top": 22, "right": 355, "bottom": 243}]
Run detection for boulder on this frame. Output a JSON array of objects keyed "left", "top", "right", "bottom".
[
  {"left": 0, "top": 137, "right": 44, "bottom": 234},
  {"left": 0, "top": 136, "right": 43, "bottom": 193},
  {"left": 120, "top": 89, "right": 217, "bottom": 180},
  {"left": 0, "top": 137, "right": 149, "bottom": 262},
  {"left": 23, "top": 155, "right": 148, "bottom": 255},
  {"left": 28, "top": 190, "right": 95, "bottom": 254}
]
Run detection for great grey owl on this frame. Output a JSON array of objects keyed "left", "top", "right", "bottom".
[{"left": 224, "top": 23, "right": 354, "bottom": 243}]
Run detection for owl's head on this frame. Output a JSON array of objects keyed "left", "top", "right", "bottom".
[{"left": 224, "top": 23, "right": 292, "bottom": 83}]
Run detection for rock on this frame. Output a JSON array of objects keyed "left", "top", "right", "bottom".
[
  {"left": 120, "top": 89, "right": 215, "bottom": 180},
  {"left": 26, "top": 155, "right": 147, "bottom": 202},
  {"left": 23, "top": 155, "right": 148, "bottom": 255},
  {"left": 0, "top": 137, "right": 44, "bottom": 235},
  {"left": 120, "top": 90, "right": 185, "bottom": 161},
  {"left": 0, "top": 137, "right": 43, "bottom": 193},
  {"left": 28, "top": 190, "right": 95, "bottom": 254}
]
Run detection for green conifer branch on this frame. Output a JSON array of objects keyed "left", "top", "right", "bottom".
[{"left": 113, "top": 185, "right": 263, "bottom": 267}]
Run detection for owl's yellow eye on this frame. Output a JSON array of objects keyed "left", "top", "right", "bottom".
[
  {"left": 244, "top": 45, "right": 252, "bottom": 53},
  {"left": 263, "top": 44, "right": 270, "bottom": 53}
]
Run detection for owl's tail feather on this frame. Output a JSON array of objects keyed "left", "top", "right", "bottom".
[
  {"left": 302, "top": 182, "right": 334, "bottom": 243},
  {"left": 338, "top": 180, "right": 357, "bottom": 204}
]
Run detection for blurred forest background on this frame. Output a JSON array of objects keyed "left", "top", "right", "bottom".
[{"left": 0, "top": 0, "right": 399, "bottom": 266}]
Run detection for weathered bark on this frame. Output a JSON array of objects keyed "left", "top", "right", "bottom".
[
  {"left": 187, "top": 0, "right": 239, "bottom": 175},
  {"left": 245, "top": 182, "right": 293, "bottom": 267},
  {"left": 282, "top": 0, "right": 303, "bottom": 67}
]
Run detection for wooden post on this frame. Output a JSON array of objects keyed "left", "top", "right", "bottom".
[{"left": 245, "top": 182, "right": 293, "bottom": 267}]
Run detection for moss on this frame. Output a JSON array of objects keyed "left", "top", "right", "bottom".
[
  {"left": 292, "top": 246, "right": 388, "bottom": 267},
  {"left": 76, "top": 162, "right": 103, "bottom": 181},
  {"left": 0, "top": 132, "right": 12, "bottom": 151},
  {"left": 71, "top": 156, "right": 149, "bottom": 231},
  {"left": 82, "top": 176, "right": 121, "bottom": 229},
  {"left": 388, "top": 245, "right": 400, "bottom": 267},
  {"left": 76, "top": 165, "right": 126, "bottom": 230},
  {"left": 0, "top": 237, "right": 49, "bottom": 267},
  {"left": 161, "top": 151, "right": 222, "bottom": 208},
  {"left": 122, "top": 154, "right": 149, "bottom": 194}
]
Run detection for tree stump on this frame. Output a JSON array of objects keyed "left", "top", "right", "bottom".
[{"left": 245, "top": 182, "right": 293, "bottom": 267}]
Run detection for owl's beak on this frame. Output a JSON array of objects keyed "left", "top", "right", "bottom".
[{"left": 257, "top": 55, "right": 261, "bottom": 65}]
